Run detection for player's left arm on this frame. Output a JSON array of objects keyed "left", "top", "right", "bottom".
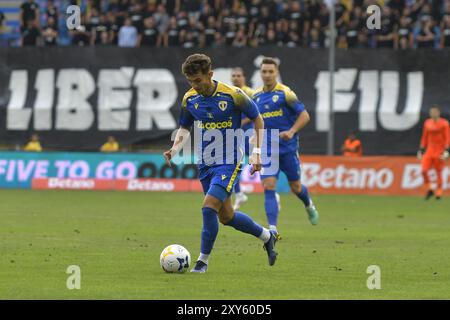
[
  {"left": 241, "top": 117, "right": 252, "bottom": 126},
  {"left": 280, "top": 88, "right": 309, "bottom": 141},
  {"left": 234, "top": 89, "right": 263, "bottom": 174},
  {"left": 280, "top": 110, "right": 310, "bottom": 141},
  {"left": 353, "top": 140, "right": 362, "bottom": 154},
  {"left": 240, "top": 87, "right": 255, "bottom": 127},
  {"left": 418, "top": 123, "right": 429, "bottom": 160},
  {"left": 249, "top": 115, "right": 264, "bottom": 174}
]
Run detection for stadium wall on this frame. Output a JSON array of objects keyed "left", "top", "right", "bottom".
[
  {"left": 0, "top": 47, "right": 449, "bottom": 154},
  {"left": 0, "top": 151, "right": 448, "bottom": 195}
]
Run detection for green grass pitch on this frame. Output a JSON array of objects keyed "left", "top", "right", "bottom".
[{"left": 1, "top": 189, "right": 449, "bottom": 299}]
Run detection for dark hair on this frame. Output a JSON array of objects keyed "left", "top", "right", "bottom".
[
  {"left": 232, "top": 67, "right": 245, "bottom": 75},
  {"left": 182, "top": 54, "right": 212, "bottom": 76},
  {"left": 430, "top": 104, "right": 441, "bottom": 111},
  {"left": 260, "top": 57, "right": 279, "bottom": 68}
]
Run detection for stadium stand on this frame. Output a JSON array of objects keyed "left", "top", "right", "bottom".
[
  {"left": 1, "top": 0, "right": 450, "bottom": 48},
  {"left": 0, "top": 0, "right": 22, "bottom": 46}
]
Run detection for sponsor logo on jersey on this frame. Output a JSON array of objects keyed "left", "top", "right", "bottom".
[
  {"left": 262, "top": 108, "right": 283, "bottom": 119},
  {"left": 197, "top": 120, "right": 233, "bottom": 130}
]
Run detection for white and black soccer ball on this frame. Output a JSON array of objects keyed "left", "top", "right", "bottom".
[{"left": 160, "top": 244, "right": 191, "bottom": 273}]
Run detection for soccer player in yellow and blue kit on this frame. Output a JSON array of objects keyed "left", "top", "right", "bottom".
[
  {"left": 163, "top": 54, "right": 278, "bottom": 273},
  {"left": 254, "top": 57, "right": 319, "bottom": 237}
]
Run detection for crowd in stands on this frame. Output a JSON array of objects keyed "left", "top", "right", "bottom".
[
  {"left": 22, "top": 133, "right": 120, "bottom": 152},
  {"left": 3, "top": 0, "right": 450, "bottom": 48}
]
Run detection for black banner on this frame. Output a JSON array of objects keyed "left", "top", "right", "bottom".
[{"left": 1, "top": 47, "right": 449, "bottom": 154}]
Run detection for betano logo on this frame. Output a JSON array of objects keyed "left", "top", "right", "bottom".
[
  {"left": 48, "top": 178, "right": 96, "bottom": 189},
  {"left": 303, "top": 164, "right": 394, "bottom": 190},
  {"left": 302, "top": 162, "right": 450, "bottom": 191},
  {"left": 127, "top": 179, "right": 175, "bottom": 191}
]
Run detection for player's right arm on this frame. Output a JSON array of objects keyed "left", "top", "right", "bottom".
[
  {"left": 418, "top": 121, "right": 428, "bottom": 159},
  {"left": 163, "top": 103, "right": 194, "bottom": 166},
  {"left": 163, "top": 126, "right": 191, "bottom": 166}
]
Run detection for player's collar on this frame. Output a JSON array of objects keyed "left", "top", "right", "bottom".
[
  {"left": 211, "top": 80, "right": 219, "bottom": 96},
  {"left": 202, "top": 80, "right": 219, "bottom": 97},
  {"left": 263, "top": 82, "right": 280, "bottom": 93}
]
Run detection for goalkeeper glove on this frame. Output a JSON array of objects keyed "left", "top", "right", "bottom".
[
  {"left": 441, "top": 149, "right": 450, "bottom": 160},
  {"left": 417, "top": 148, "right": 425, "bottom": 160}
]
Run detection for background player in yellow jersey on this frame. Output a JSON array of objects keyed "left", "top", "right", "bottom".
[
  {"left": 253, "top": 57, "right": 319, "bottom": 237},
  {"left": 231, "top": 67, "right": 254, "bottom": 97},
  {"left": 231, "top": 67, "right": 281, "bottom": 211},
  {"left": 230, "top": 67, "right": 254, "bottom": 210}
]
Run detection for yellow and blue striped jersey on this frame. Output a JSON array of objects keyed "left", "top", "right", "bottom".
[
  {"left": 179, "top": 80, "right": 260, "bottom": 166},
  {"left": 253, "top": 82, "right": 305, "bottom": 155}
]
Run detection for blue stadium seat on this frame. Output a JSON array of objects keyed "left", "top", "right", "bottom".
[{"left": 0, "top": 0, "right": 22, "bottom": 46}]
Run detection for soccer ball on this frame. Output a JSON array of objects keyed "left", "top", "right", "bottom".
[{"left": 160, "top": 244, "right": 191, "bottom": 273}]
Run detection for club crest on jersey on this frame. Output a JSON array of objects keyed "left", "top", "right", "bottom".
[
  {"left": 194, "top": 103, "right": 199, "bottom": 109},
  {"left": 272, "top": 95, "right": 279, "bottom": 103},
  {"left": 221, "top": 175, "right": 227, "bottom": 180},
  {"left": 218, "top": 101, "right": 228, "bottom": 111}
]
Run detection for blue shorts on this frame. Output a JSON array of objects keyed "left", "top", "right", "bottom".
[
  {"left": 199, "top": 164, "right": 242, "bottom": 201},
  {"left": 260, "top": 152, "right": 301, "bottom": 182}
]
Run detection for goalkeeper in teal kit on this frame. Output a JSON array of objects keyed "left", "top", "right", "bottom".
[
  {"left": 163, "top": 54, "right": 277, "bottom": 273},
  {"left": 253, "top": 57, "right": 319, "bottom": 238}
]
